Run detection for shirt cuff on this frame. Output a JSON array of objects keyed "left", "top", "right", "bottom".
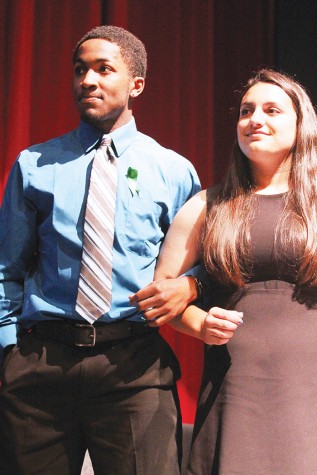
[{"left": 0, "top": 323, "right": 18, "bottom": 351}]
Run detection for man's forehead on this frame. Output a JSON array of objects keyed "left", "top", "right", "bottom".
[{"left": 74, "top": 38, "right": 122, "bottom": 62}]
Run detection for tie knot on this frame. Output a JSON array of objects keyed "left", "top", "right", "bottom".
[
  {"left": 100, "top": 135, "right": 112, "bottom": 147},
  {"left": 98, "top": 134, "right": 115, "bottom": 161}
]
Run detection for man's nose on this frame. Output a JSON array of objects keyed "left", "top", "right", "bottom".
[{"left": 81, "top": 69, "right": 98, "bottom": 88}]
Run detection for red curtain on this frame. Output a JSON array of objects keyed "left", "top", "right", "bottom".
[
  {"left": 1, "top": 0, "right": 274, "bottom": 423},
  {"left": 1, "top": 0, "right": 102, "bottom": 196}
]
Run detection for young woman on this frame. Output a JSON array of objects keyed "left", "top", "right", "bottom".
[{"left": 153, "top": 69, "right": 317, "bottom": 474}]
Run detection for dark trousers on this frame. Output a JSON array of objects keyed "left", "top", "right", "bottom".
[{"left": 0, "top": 330, "right": 182, "bottom": 475}]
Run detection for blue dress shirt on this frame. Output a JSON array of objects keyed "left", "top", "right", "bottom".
[{"left": 0, "top": 118, "right": 201, "bottom": 351}]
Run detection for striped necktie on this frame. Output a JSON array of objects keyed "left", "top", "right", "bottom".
[{"left": 76, "top": 135, "right": 117, "bottom": 323}]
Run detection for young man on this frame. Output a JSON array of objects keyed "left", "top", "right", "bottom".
[{"left": 0, "top": 26, "right": 200, "bottom": 474}]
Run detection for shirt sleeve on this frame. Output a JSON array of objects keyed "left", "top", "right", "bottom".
[
  {"left": 163, "top": 156, "right": 201, "bottom": 231},
  {"left": 176, "top": 160, "right": 201, "bottom": 209},
  {"left": 0, "top": 158, "right": 38, "bottom": 356}
]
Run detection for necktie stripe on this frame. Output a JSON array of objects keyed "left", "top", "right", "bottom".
[
  {"left": 89, "top": 173, "right": 116, "bottom": 199},
  {"left": 75, "top": 134, "right": 117, "bottom": 323},
  {"left": 84, "top": 220, "right": 113, "bottom": 250},
  {"left": 88, "top": 193, "right": 116, "bottom": 216},
  {"left": 83, "top": 237, "right": 113, "bottom": 271},
  {"left": 83, "top": 223, "right": 114, "bottom": 256},
  {"left": 78, "top": 280, "right": 108, "bottom": 307},
  {"left": 94, "top": 164, "right": 116, "bottom": 184},
  {"left": 78, "top": 267, "right": 111, "bottom": 304},
  {"left": 76, "top": 290, "right": 105, "bottom": 322},
  {"left": 85, "top": 206, "right": 115, "bottom": 234},
  {"left": 81, "top": 255, "right": 112, "bottom": 285},
  {"left": 82, "top": 253, "right": 113, "bottom": 280}
]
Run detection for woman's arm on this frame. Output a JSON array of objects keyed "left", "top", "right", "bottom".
[
  {"left": 129, "top": 191, "right": 207, "bottom": 325},
  {"left": 169, "top": 304, "right": 243, "bottom": 345},
  {"left": 155, "top": 189, "right": 207, "bottom": 278}
]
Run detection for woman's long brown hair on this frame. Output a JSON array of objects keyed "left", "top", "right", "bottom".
[{"left": 203, "top": 69, "right": 317, "bottom": 287}]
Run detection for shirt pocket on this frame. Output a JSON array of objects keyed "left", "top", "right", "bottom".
[{"left": 123, "top": 197, "right": 163, "bottom": 258}]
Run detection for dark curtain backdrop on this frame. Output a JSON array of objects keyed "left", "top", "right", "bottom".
[
  {"left": 1, "top": 0, "right": 274, "bottom": 423},
  {"left": 275, "top": 0, "right": 317, "bottom": 107}
]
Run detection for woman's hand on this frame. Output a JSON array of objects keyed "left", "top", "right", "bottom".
[{"left": 200, "top": 307, "right": 243, "bottom": 345}]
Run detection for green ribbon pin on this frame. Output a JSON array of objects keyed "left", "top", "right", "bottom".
[{"left": 127, "top": 167, "right": 140, "bottom": 196}]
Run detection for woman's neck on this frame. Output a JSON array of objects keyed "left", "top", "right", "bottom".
[
  {"left": 254, "top": 175, "right": 289, "bottom": 194},
  {"left": 251, "top": 158, "right": 290, "bottom": 195}
]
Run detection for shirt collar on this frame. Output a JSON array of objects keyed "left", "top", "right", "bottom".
[{"left": 77, "top": 118, "right": 138, "bottom": 156}]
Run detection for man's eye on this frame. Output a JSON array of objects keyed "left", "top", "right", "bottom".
[
  {"left": 100, "top": 65, "right": 111, "bottom": 73},
  {"left": 74, "top": 66, "right": 85, "bottom": 75}
]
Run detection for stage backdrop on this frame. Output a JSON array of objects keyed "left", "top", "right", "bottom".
[{"left": 1, "top": 0, "right": 274, "bottom": 423}]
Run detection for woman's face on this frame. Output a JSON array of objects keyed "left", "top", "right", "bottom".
[{"left": 237, "top": 82, "right": 297, "bottom": 168}]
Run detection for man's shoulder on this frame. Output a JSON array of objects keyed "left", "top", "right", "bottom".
[
  {"left": 134, "top": 131, "right": 189, "bottom": 163},
  {"left": 135, "top": 130, "right": 177, "bottom": 152},
  {"left": 17, "top": 129, "right": 83, "bottom": 170},
  {"left": 24, "top": 129, "right": 79, "bottom": 154}
]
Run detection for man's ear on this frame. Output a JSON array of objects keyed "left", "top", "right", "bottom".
[{"left": 130, "top": 77, "right": 145, "bottom": 98}]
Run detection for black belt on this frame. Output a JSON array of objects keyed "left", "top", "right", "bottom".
[{"left": 31, "top": 320, "right": 157, "bottom": 347}]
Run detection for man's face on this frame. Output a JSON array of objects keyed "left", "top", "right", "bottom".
[{"left": 73, "top": 38, "right": 140, "bottom": 131}]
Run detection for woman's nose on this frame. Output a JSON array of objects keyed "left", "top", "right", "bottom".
[{"left": 250, "top": 109, "right": 264, "bottom": 126}]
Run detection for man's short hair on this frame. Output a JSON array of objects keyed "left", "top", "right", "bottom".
[{"left": 73, "top": 25, "right": 147, "bottom": 78}]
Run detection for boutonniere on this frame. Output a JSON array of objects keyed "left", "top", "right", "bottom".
[{"left": 126, "top": 167, "right": 140, "bottom": 196}]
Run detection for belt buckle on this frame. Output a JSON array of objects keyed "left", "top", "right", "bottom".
[{"left": 74, "top": 323, "right": 96, "bottom": 347}]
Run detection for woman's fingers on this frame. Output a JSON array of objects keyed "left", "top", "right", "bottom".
[{"left": 201, "top": 307, "right": 244, "bottom": 345}]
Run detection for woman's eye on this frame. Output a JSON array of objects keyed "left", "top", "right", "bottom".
[
  {"left": 268, "top": 108, "right": 280, "bottom": 114},
  {"left": 240, "top": 108, "right": 250, "bottom": 117}
]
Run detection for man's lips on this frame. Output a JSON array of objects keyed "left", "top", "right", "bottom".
[{"left": 78, "top": 95, "right": 102, "bottom": 102}]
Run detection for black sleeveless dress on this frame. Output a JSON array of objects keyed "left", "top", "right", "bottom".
[{"left": 188, "top": 190, "right": 317, "bottom": 475}]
